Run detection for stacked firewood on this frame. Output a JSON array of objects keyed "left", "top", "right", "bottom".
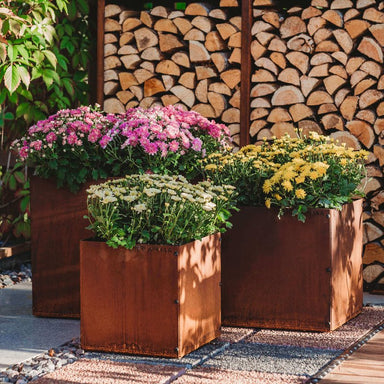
[
  {"left": 103, "top": 1, "right": 242, "bottom": 144},
  {"left": 249, "top": 0, "right": 384, "bottom": 290}
]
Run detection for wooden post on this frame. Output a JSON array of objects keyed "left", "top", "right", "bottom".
[
  {"left": 97, "top": 0, "right": 105, "bottom": 106},
  {"left": 240, "top": 0, "right": 252, "bottom": 147}
]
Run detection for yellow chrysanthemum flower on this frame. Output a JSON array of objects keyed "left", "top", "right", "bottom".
[
  {"left": 265, "top": 198, "right": 271, "bottom": 209},
  {"left": 309, "top": 171, "right": 320, "bottom": 180},
  {"left": 263, "top": 180, "right": 272, "bottom": 193},
  {"left": 295, "top": 188, "right": 306, "bottom": 199},
  {"left": 282, "top": 180, "right": 293, "bottom": 191},
  {"left": 274, "top": 194, "right": 282, "bottom": 201},
  {"left": 295, "top": 175, "right": 306, "bottom": 184},
  {"left": 205, "top": 164, "right": 217, "bottom": 171}
]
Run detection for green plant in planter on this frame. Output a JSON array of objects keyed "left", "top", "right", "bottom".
[
  {"left": 85, "top": 174, "right": 237, "bottom": 249},
  {"left": 202, "top": 131, "right": 368, "bottom": 222}
]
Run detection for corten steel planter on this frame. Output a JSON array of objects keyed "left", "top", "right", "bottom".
[
  {"left": 222, "top": 199, "right": 364, "bottom": 332},
  {"left": 80, "top": 233, "right": 221, "bottom": 358},
  {"left": 31, "top": 176, "right": 95, "bottom": 318}
]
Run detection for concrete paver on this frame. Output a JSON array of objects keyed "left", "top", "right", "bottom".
[{"left": 0, "top": 281, "right": 79, "bottom": 371}]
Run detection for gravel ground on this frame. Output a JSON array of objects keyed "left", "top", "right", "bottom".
[{"left": 0, "top": 264, "right": 31, "bottom": 289}]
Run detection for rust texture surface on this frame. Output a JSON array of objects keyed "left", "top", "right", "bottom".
[
  {"left": 80, "top": 233, "right": 221, "bottom": 358},
  {"left": 31, "top": 176, "right": 91, "bottom": 318},
  {"left": 221, "top": 201, "right": 363, "bottom": 332}
]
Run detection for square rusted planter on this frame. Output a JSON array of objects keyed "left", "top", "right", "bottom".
[
  {"left": 80, "top": 233, "right": 221, "bottom": 358},
  {"left": 31, "top": 176, "right": 93, "bottom": 318},
  {"left": 222, "top": 200, "right": 364, "bottom": 332}
]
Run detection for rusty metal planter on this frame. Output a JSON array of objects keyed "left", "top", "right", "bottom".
[
  {"left": 222, "top": 200, "right": 364, "bottom": 332},
  {"left": 80, "top": 234, "right": 221, "bottom": 358},
  {"left": 31, "top": 176, "right": 93, "bottom": 318}
]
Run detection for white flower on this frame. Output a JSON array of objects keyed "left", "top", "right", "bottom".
[
  {"left": 133, "top": 203, "right": 147, "bottom": 212},
  {"left": 202, "top": 202, "right": 216, "bottom": 211},
  {"left": 144, "top": 187, "right": 161, "bottom": 197}
]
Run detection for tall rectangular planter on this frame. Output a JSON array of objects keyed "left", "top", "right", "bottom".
[
  {"left": 80, "top": 234, "right": 221, "bottom": 358},
  {"left": 31, "top": 176, "right": 92, "bottom": 318},
  {"left": 222, "top": 200, "right": 363, "bottom": 332}
]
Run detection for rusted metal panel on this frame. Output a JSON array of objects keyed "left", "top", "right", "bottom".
[
  {"left": 31, "top": 176, "right": 91, "bottom": 318},
  {"left": 221, "top": 201, "right": 363, "bottom": 332},
  {"left": 80, "top": 233, "right": 221, "bottom": 358}
]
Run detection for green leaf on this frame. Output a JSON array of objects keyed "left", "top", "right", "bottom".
[
  {"left": 4, "top": 64, "right": 21, "bottom": 93},
  {"left": 43, "top": 50, "right": 57, "bottom": 68},
  {"left": 16, "top": 102, "right": 31, "bottom": 118},
  {"left": 16, "top": 45, "right": 29, "bottom": 60},
  {"left": 7, "top": 44, "right": 16, "bottom": 61},
  {"left": 8, "top": 174, "right": 17, "bottom": 191},
  {"left": 0, "top": 43, "right": 7, "bottom": 62},
  {"left": 18, "top": 66, "right": 30, "bottom": 88},
  {"left": 20, "top": 196, "right": 30, "bottom": 213},
  {"left": 62, "top": 77, "right": 74, "bottom": 96}
]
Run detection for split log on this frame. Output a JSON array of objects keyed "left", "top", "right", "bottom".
[
  {"left": 360, "top": 61, "right": 382, "bottom": 78},
  {"left": 168, "top": 11, "right": 184, "bottom": 19},
  {"left": 346, "top": 57, "right": 365, "bottom": 75},
  {"left": 209, "top": 9, "right": 228, "bottom": 21},
  {"left": 121, "top": 54, "right": 141, "bottom": 70},
  {"left": 105, "top": 43, "right": 117, "bottom": 57},
  {"left": 346, "top": 120, "right": 375, "bottom": 148},
  {"left": 134, "top": 28, "right": 158, "bottom": 52},
  {"left": 310, "top": 53, "right": 332, "bottom": 66},
  {"left": 155, "top": 60, "right": 180, "bottom": 76},
  {"left": 271, "top": 122, "right": 296, "bottom": 138},
  {"left": 307, "top": 16, "right": 327, "bottom": 36},
  {"left": 196, "top": 79, "right": 208, "bottom": 103},
  {"left": 140, "top": 11, "right": 153, "bottom": 28},
  {"left": 331, "top": 0, "right": 353, "bottom": 9},
  {"left": 171, "top": 52, "right": 190, "bottom": 68},
  {"left": 105, "top": 33, "right": 118, "bottom": 44},
  {"left": 129, "top": 86, "right": 143, "bottom": 101},
  {"left": 354, "top": 79, "right": 377, "bottom": 95},
  {"left": 222, "top": 108, "right": 240, "bottom": 123},
  {"left": 250, "top": 120, "right": 268, "bottom": 137},
  {"left": 255, "top": 58, "right": 279, "bottom": 75},
  {"left": 287, "top": 34, "right": 314, "bottom": 53},
  {"left": 141, "top": 47, "right": 163, "bottom": 61},
  {"left": 122, "top": 18, "right": 142, "bottom": 32},
  {"left": 318, "top": 103, "right": 338, "bottom": 114},
  {"left": 251, "top": 20, "right": 274, "bottom": 36},
  {"left": 140, "top": 98, "right": 155, "bottom": 108},
  {"left": 162, "top": 75, "right": 175, "bottom": 91},
  {"left": 192, "top": 104, "right": 216, "bottom": 118},
  {"left": 134, "top": 68, "right": 154, "bottom": 84},
  {"left": 308, "top": 63, "right": 329, "bottom": 77},
  {"left": 286, "top": 52, "right": 309, "bottom": 74},
  {"left": 378, "top": 101, "right": 384, "bottom": 116},
  {"left": 211, "top": 52, "right": 229, "bottom": 72},
  {"left": 250, "top": 108, "right": 269, "bottom": 120},
  {"left": 150, "top": 6, "right": 168, "bottom": 18},
  {"left": 251, "top": 83, "right": 278, "bottom": 97},
  {"left": 357, "top": 0, "right": 377, "bottom": 9},
  {"left": 315, "top": 40, "right": 341, "bottom": 52},
  {"left": 118, "top": 45, "right": 138, "bottom": 55},
  {"left": 269, "top": 37, "right": 287, "bottom": 53},
  {"left": 105, "top": 4, "right": 123, "bottom": 18},
  {"left": 196, "top": 66, "right": 217, "bottom": 80},
  {"left": 256, "top": 31, "right": 275, "bottom": 45},
  {"left": 144, "top": 78, "right": 165, "bottom": 97},
  {"left": 289, "top": 104, "right": 313, "bottom": 122},
  {"left": 209, "top": 82, "right": 231, "bottom": 95},
  {"left": 307, "top": 90, "right": 334, "bottom": 105},
  {"left": 374, "top": 118, "right": 384, "bottom": 134},
  {"left": 205, "top": 31, "right": 226, "bottom": 51},
  {"left": 344, "top": 8, "right": 360, "bottom": 21},
  {"left": 251, "top": 97, "right": 272, "bottom": 108},
  {"left": 229, "top": 16, "right": 241, "bottom": 30},
  {"left": 159, "top": 33, "right": 184, "bottom": 53},
  {"left": 335, "top": 88, "right": 351, "bottom": 107},
  {"left": 356, "top": 110, "right": 376, "bottom": 124},
  {"left": 252, "top": 69, "right": 276, "bottom": 83},
  {"left": 271, "top": 86, "right": 304, "bottom": 105},
  {"left": 359, "top": 89, "right": 384, "bottom": 108},
  {"left": 340, "top": 96, "right": 359, "bottom": 120},
  {"left": 330, "top": 131, "right": 361, "bottom": 149},
  {"left": 170, "top": 85, "right": 195, "bottom": 108},
  {"left": 116, "top": 90, "right": 134, "bottom": 104},
  {"left": 185, "top": 3, "right": 211, "bottom": 16},
  {"left": 369, "top": 24, "right": 384, "bottom": 46},
  {"left": 105, "top": 56, "right": 121, "bottom": 70},
  {"left": 229, "top": 90, "right": 241, "bottom": 108},
  {"left": 217, "top": 23, "right": 238, "bottom": 41},
  {"left": 178, "top": 72, "right": 196, "bottom": 89},
  {"left": 184, "top": 28, "right": 205, "bottom": 41},
  {"left": 208, "top": 92, "right": 227, "bottom": 117},
  {"left": 280, "top": 16, "right": 306, "bottom": 38},
  {"left": 105, "top": 18, "right": 121, "bottom": 32},
  {"left": 324, "top": 75, "right": 346, "bottom": 94},
  {"left": 119, "top": 10, "right": 139, "bottom": 24},
  {"left": 191, "top": 16, "right": 212, "bottom": 33},
  {"left": 104, "top": 98, "right": 125, "bottom": 113},
  {"left": 332, "top": 51, "right": 348, "bottom": 64},
  {"left": 228, "top": 32, "right": 242, "bottom": 48},
  {"left": 363, "top": 7, "right": 384, "bottom": 23},
  {"left": 104, "top": 70, "right": 119, "bottom": 82},
  {"left": 321, "top": 113, "right": 344, "bottom": 130},
  {"left": 270, "top": 52, "right": 287, "bottom": 69},
  {"left": 329, "top": 65, "right": 348, "bottom": 79},
  {"left": 262, "top": 12, "right": 280, "bottom": 28},
  {"left": 154, "top": 19, "right": 178, "bottom": 34},
  {"left": 373, "top": 144, "right": 384, "bottom": 166},
  {"left": 322, "top": 10, "right": 344, "bottom": 27},
  {"left": 302, "top": 6, "right": 322, "bottom": 19},
  {"left": 228, "top": 124, "right": 240, "bottom": 136},
  {"left": 250, "top": 40, "right": 267, "bottom": 61},
  {"left": 298, "top": 120, "right": 322, "bottom": 136},
  {"left": 120, "top": 32, "right": 134, "bottom": 46},
  {"left": 220, "top": 69, "right": 241, "bottom": 89},
  {"left": 333, "top": 29, "right": 353, "bottom": 53},
  {"left": 228, "top": 48, "right": 241, "bottom": 64},
  {"left": 313, "top": 28, "right": 333, "bottom": 44},
  {"left": 173, "top": 18, "right": 193, "bottom": 35},
  {"left": 267, "top": 108, "right": 292, "bottom": 122},
  {"left": 189, "top": 41, "right": 211, "bottom": 62},
  {"left": 345, "top": 19, "right": 371, "bottom": 39},
  {"left": 300, "top": 76, "right": 321, "bottom": 97},
  {"left": 161, "top": 95, "right": 180, "bottom": 106},
  {"left": 379, "top": 75, "right": 384, "bottom": 89},
  {"left": 358, "top": 37, "right": 383, "bottom": 62},
  {"left": 104, "top": 81, "right": 119, "bottom": 96},
  {"left": 278, "top": 68, "right": 300, "bottom": 86}
]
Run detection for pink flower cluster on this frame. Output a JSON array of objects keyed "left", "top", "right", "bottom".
[
  {"left": 13, "top": 106, "right": 118, "bottom": 160},
  {"left": 13, "top": 105, "right": 231, "bottom": 161},
  {"left": 103, "top": 105, "right": 231, "bottom": 157}
]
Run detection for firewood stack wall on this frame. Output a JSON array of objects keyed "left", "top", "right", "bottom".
[
  {"left": 103, "top": 1, "right": 242, "bottom": 144},
  {"left": 102, "top": 0, "right": 384, "bottom": 292}
]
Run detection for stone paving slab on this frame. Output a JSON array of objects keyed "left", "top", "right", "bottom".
[{"left": 0, "top": 282, "right": 80, "bottom": 371}]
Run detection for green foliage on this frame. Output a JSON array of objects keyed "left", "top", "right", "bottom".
[
  {"left": 0, "top": 162, "right": 30, "bottom": 243},
  {"left": 86, "top": 174, "right": 237, "bottom": 249},
  {"left": 0, "top": 0, "right": 90, "bottom": 146}
]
